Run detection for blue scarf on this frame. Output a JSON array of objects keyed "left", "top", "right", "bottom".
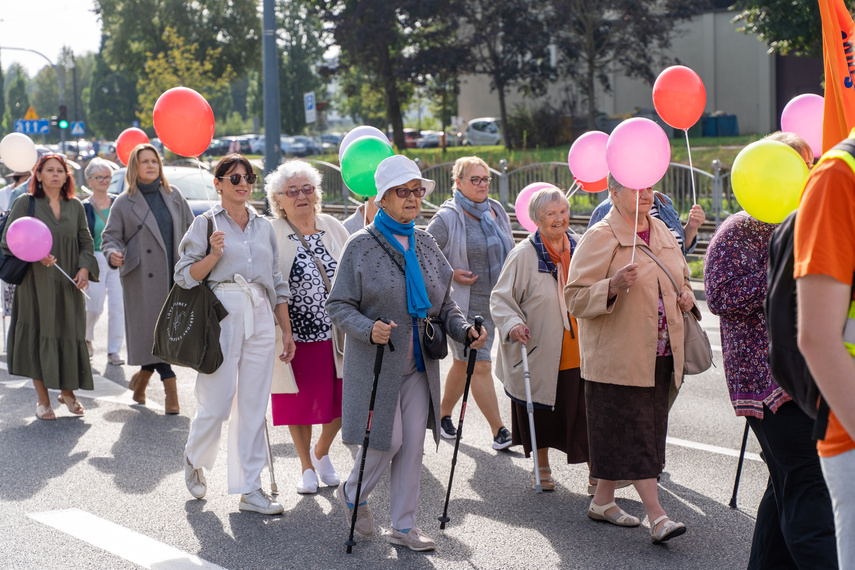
[{"left": 453, "top": 190, "right": 513, "bottom": 281}]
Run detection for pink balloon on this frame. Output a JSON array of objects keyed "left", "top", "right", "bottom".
[
  {"left": 606, "top": 118, "right": 671, "bottom": 190},
  {"left": 7, "top": 217, "right": 53, "bottom": 263},
  {"left": 568, "top": 131, "right": 609, "bottom": 183},
  {"left": 515, "top": 182, "right": 558, "bottom": 233},
  {"left": 781, "top": 94, "right": 823, "bottom": 160}
]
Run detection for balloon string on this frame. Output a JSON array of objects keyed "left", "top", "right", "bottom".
[
  {"left": 629, "top": 190, "right": 639, "bottom": 293},
  {"left": 363, "top": 200, "right": 368, "bottom": 228},
  {"left": 196, "top": 161, "right": 219, "bottom": 232},
  {"left": 54, "top": 263, "right": 91, "bottom": 300},
  {"left": 565, "top": 181, "right": 579, "bottom": 199},
  {"left": 684, "top": 129, "right": 697, "bottom": 205}
]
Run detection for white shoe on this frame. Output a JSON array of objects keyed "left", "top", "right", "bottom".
[
  {"left": 184, "top": 455, "right": 206, "bottom": 499},
  {"left": 239, "top": 489, "right": 284, "bottom": 515},
  {"left": 310, "top": 445, "right": 341, "bottom": 486},
  {"left": 107, "top": 353, "right": 125, "bottom": 365},
  {"left": 296, "top": 468, "right": 319, "bottom": 494}
]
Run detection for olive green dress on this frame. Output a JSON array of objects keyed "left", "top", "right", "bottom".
[{"left": 1, "top": 195, "right": 99, "bottom": 390}]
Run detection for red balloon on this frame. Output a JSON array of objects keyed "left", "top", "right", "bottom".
[
  {"left": 116, "top": 128, "right": 150, "bottom": 166},
  {"left": 577, "top": 177, "right": 607, "bottom": 193},
  {"left": 152, "top": 87, "right": 215, "bottom": 157},
  {"left": 652, "top": 66, "right": 706, "bottom": 130}
]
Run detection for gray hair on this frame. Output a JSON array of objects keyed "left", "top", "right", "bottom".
[
  {"left": 529, "top": 187, "right": 571, "bottom": 226},
  {"left": 84, "top": 157, "right": 115, "bottom": 180},
  {"left": 607, "top": 173, "right": 627, "bottom": 195},
  {"left": 265, "top": 159, "right": 324, "bottom": 218}
]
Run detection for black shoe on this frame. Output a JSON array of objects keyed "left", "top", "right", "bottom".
[
  {"left": 440, "top": 415, "right": 457, "bottom": 439},
  {"left": 492, "top": 426, "right": 512, "bottom": 450}
]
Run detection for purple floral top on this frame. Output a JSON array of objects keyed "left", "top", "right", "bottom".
[
  {"left": 638, "top": 228, "right": 672, "bottom": 356},
  {"left": 704, "top": 212, "right": 791, "bottom": 418}
]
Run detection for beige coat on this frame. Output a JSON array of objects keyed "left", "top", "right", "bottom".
[
  {"left": 270, "top": 214, "right": 351, "bottom": 394},
  {"left": 491, "top": 239, "right": 573, "bottom": 407},
  {"left": 565, "top": 207, "right": 696, "bottom": 388}
]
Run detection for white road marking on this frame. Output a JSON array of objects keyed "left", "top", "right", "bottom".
[
  {"left": 667, "top": 436, "right": 762, "bottom": 462},
  {"left": 0, "top": 361, "right": 164, "bottom": 411},
  {"left": 28, "top": 509, "right": 224, "bottom": 569}
]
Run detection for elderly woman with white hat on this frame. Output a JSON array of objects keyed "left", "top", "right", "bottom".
[{"left": 326, "top": 155, "right": 486, "bottom": 552}]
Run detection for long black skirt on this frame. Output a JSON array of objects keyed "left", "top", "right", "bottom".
[
  {"left": 510, "top": 368, "right": 589, "bottom": 464},
  {"left": 585, "top": 356, "right": 673, "bottom": 481}
]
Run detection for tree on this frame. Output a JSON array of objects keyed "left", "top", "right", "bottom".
[
  {"left": 333, "top": 65, "right": 399, "bottom": 128},
  {"left": 3, "top": 66, "right": 29, "bottom": 134},
  {"left": 278, "top": 0, "right": 327, "bottom": 135},
  {"left": 731, "top": 0, "right": 823, "bottom": 57},
  {"left": 551, "top": 0, "right": 708, "bottom": 129},
  {"left": 88, "top": 39, "right": 140, "bottom": 139},
  {"left": 0, "top": 56, "right": 6, "bottom": 135},
  {"left": 136, "top": 27, "right": 235, "bottom": 130}
]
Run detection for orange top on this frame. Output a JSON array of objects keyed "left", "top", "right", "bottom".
[{"left": 794, "top": 158, "right": 855, "bottom": 457}]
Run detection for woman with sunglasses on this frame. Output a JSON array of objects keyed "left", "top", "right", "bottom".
[
  {"left": 177, "top": 154, "right": 290, "bottom": 514},
  {"left": 1, "top": 153, "right": 99, "bottom": 419},
  {"left": 265, "top": 159, "right": 351, "bottom": 495},
  {"left": 426, "top": 156, "right": 515, "bottom": 451},
  {"left": 327, "top": 155, "right": 486, "bottom": 551},
  {"left": 101, "top": 143, "right": 194, "bottom": 414}
]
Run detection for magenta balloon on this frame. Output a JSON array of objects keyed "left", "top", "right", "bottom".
[
  {"left": 567, "top": 131, "right": 609, "bottom": 182},
  {"left": 780, "top": 94, "right": 823, "bottom": 160},
  {"left": 515, "top": 182, "right": 557, "bottom": 233},
  {"left": 606, "top": 118, "right": 671, "bottom": 190},
  {"left": 6, "top": 217, "right": 53, "bottom": 263}
]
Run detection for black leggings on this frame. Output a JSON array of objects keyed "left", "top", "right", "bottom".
[{"left": 141, "top": 363, "right": 175, "bottom": 381}]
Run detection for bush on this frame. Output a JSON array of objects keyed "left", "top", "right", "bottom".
[{"left": 505, "top": 104, "right": 573, "bottom": 150}]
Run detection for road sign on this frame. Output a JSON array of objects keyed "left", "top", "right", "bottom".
[
  {"left": 14, "top": 119, "right": 50, "bottom": 135},
  {"left": 304, "top": 92, "right": 316, "bottom": 124},
  {"left": 24, "top": 106, "right": 39, "bottom": 120},
  {"left": 70, "top": 122, "right": 85, "bottom": 136}
]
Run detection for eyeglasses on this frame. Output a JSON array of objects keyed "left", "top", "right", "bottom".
[
  {"left": 468, "top": 176, "right": 491, "bottom": 186},
  {"left": 90, "top": 175, "right": 111, "bottom": 182},
  {"left": 393, "top": 186, "right": 426, "bottom": 198},
  {"left": 278, "top": 185, "right": 315, "bottom": 198},
  {"left": 218, "top": 173, "right": 258, "bottom": 185}
]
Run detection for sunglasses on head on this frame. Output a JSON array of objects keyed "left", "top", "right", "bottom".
[
  {"left": 279, "top": 185, "right": 315, "bottom": 198},
  {"left": 218, "top": 173, "right": 258, "bottom": 185},
  {"left": 393, "top": 186, "right": 426, "bottom": 198}
]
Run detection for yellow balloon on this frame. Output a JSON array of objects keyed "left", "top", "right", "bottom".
[{"left": 731, "top": 140, "right": 809, "bottom": 224}]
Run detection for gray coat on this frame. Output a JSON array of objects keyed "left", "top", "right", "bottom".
[
  {"left": 101, "top": 185, "right": 194, "bottom": 365},
  {"left": 326, "top": 225, "right": 470, "bottom": 451}
]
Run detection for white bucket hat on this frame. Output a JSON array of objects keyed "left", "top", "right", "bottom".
[{"left": 373, "top": 155, "right": 436, "bottom": 206}]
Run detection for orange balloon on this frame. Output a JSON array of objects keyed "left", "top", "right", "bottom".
[
  {"left": 653, "top": 66, "right": 706, "bottom": 130},
  {"left": 116, "top": 128, "right": 150, "bottom": 166},
  {"left": 152, "top": 87, "right": 215, "bottom": 157},
  {"left": 577, "top": 177, "right": 607, "bottom": 193}
]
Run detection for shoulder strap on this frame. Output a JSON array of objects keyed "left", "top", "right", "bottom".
[
  {"left": 27, "top": 195, "right": 34, "bottom": 217},
  {"left": 201, "top": 214, "right": 213, "bottom": 285},
  {"left": 637, "top": 245, "right": 681, "bottom": 296},
  {"left": 368, "top": 228, "right": 406, "bottom": 277},
  {"left": 284, "top": 217, "right": 333, "bottom": 293},
  {"left": 90, "top": 199, "right": 108, "bottom": 224}
]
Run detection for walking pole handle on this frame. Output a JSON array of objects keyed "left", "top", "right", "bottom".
[{"left": 466, "top": 317, "right": 483, "bottom": 374}]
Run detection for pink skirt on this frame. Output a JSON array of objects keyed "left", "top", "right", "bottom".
[{"left": 271, "top": 340, "right": 342, "bottom": 426}]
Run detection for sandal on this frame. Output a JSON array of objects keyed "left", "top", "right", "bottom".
[
  {"left": 57, "top": 394, "right": 85, "bottom": 415},
  {"left": 532, "top": 466, "right": 555, "bottom": 491},
  {"left": 587, "top": 500, "right": 641, "bottom": 527},
  {"left": 650, "top": 515, "right": 686, "bottom": 544},
  {"left": 36, "top": 403, "right": 56, "bottom": 420}
]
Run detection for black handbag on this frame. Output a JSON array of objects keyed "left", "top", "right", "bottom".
[
  {"left": 0, "top": 196, "right": 36, "bottom": 285},
  {"left": 152, "top": 215, "right": 229, "bottom": 374}
]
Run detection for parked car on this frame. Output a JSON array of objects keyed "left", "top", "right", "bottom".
[
  {"left": 403, "top": 128, "right": 422, "bottom": 148},
  {"left": 320, "top": 133, "right": 342, "bottom": 153},
  {"left": 416, "top": 131, "right": 460, "bottom": 148},
  {"left": 108, "top": 165, "right": 221, "bottom": 216},
  {"left": 292, "top": 135, "right": 324, "bottom": 155},
  {"left": 201, "top": 138, "right": 231, "bottom": 158},
  {"left": 280, "top": 136, "right": 308, "bottom": 157},
  {"left": 464, "top": 117, "right": 503, "bottom": 146}
]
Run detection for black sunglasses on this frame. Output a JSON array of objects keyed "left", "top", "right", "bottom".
[
  {"left": 218, "top": 173, "right": 258, "bottom": 185},
  {"left": 393, "top": 186, "right": 426, "bottom": 198}
]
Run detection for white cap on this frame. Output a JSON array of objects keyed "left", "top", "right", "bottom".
[{"left": 373, "top": 155, "right": 436, "bottom": 206}]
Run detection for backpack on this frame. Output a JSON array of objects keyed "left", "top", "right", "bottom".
[{"left": 0, "top": 196, "right": 36, "bottom": 285}]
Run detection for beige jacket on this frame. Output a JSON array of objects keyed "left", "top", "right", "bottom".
[
  {"left": 270, "top": 214, "right": 351, "bottom": 393},
  {"left": 565, "top": 208, "right": 696, "bottom": 388},
  {"left": 491, "top": 239, "right": 574, "bottom": 407}
]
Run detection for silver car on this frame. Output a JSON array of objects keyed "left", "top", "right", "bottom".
[{"left": 464, "top": 117, "right": 503, "bottom": 146}]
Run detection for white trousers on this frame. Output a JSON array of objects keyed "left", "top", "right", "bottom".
[
  {"left": 184, "top": 281, "right": 275, "bottom": 495},
  {"left": 345, "top": 364, "right": 430, "bottom": 531},
  {"left": 86, "top": 251, "right": 125, "bottom": 354}
]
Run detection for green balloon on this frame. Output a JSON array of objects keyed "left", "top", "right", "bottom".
[{"left": 341, "top": 136, "right": 394, "bottom": 197}]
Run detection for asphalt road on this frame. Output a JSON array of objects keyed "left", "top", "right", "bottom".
[{"left": 0, "top": 298, "right": 767, "bottom": 569}]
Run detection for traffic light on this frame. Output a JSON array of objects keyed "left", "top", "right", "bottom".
[
  {"left": 50, "top": 116, "right": 59, "bottom": 127},
  {"left": 58, "top": 105, "right": 68, "bottom": 129}
]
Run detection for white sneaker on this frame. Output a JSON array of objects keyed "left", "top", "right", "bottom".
[
  {"left": 296, "top": 468, "right": 319, "bottom": 494},
  {"left": 184, "top": 455, "right": 206, "bottom": 499},
  {"left": 239, "top": 489, "right": 284, "bottom": 515},
  {"left": 388, "top": 527, "right": 436, "bottom": 552},
  {"left": 310, "top": 445, "right": 341, "bottom": 486}
]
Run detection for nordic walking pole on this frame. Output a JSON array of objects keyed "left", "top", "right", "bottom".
[
  {"left": 522, "top": 345, "right": 542, "bottom": 493},
  {"left": 729, "top": 420, "right": 750, "bottom": 509},
  {"left": 346, "top": 318, "right": 394, "bottom": 554},
  {"left": 263, "top": 418, "right": 278, "bottom": 495},
  {"left": 439, "top": 316, "right": 483, "bottom": 530}
]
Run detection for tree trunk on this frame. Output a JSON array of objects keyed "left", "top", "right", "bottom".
[
  {"left": 586, "top": 60, "right": 596, "bottom": 131},
  {"left": 497, "top": 81, "right": 510, "bottom": 150},
  {"left": 380, "top": 46, "right": 406, "bottom": 150}
]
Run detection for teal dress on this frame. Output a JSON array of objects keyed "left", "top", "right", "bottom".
[{"left": 1, "top": 195, "right": 99, "bottom": 389}]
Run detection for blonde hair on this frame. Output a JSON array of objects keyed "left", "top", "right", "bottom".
[
  {"left": 265, "top": 159, "right": 324, "bottom": 219},
  {"left": 764, "top": 131, "right": 813, "bottom": 164},
  {"left": 452, "top": 156, "right": 490, "bottom": 189},
  {"left": 125, "top": 144, "right": 170, "bottom": 195}
]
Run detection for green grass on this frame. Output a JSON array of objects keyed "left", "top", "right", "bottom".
[{"left": 688, "top": 259, "right": 705, "bottom": 280}]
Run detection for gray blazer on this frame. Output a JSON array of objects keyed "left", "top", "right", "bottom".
[
  {"left": 326, "top": 225, "right": 470, "bottom": 451},
  {"left": 101, "top": 185, "right": 194, "bottom": 365}
]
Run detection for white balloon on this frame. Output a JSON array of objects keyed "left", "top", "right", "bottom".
[
  {"left": 0, "top": 133, "right": 38, "bottom": 173},
  {"left": 339, "top": 126, "right": 390, "bottom": 161}
]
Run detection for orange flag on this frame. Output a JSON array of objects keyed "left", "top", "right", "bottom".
[{"left": 820, "top": 0, "right": 855, "bottom": 153}]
